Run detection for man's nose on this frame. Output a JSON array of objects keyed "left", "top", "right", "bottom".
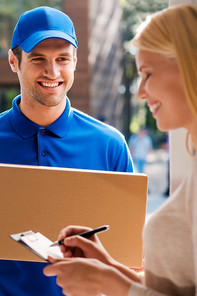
[{"left": 44, "top": 61, "right": 60, "bottom": 79}]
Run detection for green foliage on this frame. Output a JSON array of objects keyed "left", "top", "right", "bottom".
[
  {"left": 0, "top": 87, "right": 19, "bottom": 112},
  {"left": 120, "top": 0, "right": 168, "bottom": 40}
]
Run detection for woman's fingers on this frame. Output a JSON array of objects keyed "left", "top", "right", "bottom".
[{"left": 58, "top": 225, "right": 92, "bottom": 242}]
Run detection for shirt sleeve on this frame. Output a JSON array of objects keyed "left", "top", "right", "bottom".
[{"left": 113, "top": 139, "right": 134, "bottom": 173}]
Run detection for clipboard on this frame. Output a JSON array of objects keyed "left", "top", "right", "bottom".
[
  {"left": 0, "top": 164, "right": 148, "bottom": 267},
  {"left": 10, "top": 230, "right": 64, "bottom": 261}
]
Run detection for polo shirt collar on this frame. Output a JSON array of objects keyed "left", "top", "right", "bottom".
[{"left": 9, "top": 96, "right": 73, "bottom": 139}]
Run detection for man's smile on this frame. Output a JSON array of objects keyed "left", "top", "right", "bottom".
[{"left": 38, "top": 81, "right": 63, "bottom": 88}]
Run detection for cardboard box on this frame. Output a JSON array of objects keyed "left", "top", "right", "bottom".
[{"left": 0, "top": 164, "right": 148, "bottom": 267}]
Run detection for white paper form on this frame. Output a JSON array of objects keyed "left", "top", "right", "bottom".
[{"left": 10, "top": 231, "right": 64, "bottom": 261}]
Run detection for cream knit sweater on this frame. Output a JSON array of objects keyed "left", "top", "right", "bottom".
[{"left": 129, "top": 153, "right": 197, "bottom": 295}]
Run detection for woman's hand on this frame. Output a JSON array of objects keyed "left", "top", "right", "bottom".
[
  {"left": 54, "top": 225, "right": 141, "bottom": 283},
  {"left": 57, "top": 225, "right": 114, "bottom": 265},
  {"left": 43, "top": 256, "right": 132, "bottom": 296}
]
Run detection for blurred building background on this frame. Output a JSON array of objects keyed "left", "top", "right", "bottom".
[
  {"left": 0, "top": 0, "right": 171, "bottom": 212},
  {"left": 89, "top": 0, "right": 124, "bottom": 130},
  {"left": 0, "top": 0, "right": 169, "bottom": 139}
]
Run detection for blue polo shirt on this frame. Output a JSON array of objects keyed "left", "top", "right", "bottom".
[
  {"left": 0, "top": 96, "right": 133, "bottom": 171},
  {"left": 0, "top": 96, "right": 133, "bottom": 296}
]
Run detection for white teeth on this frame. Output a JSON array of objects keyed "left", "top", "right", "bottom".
[
  {"left": 149, "top": 102, "right": 160, "bottom": 113},
  {"left": 41, "top": 82, "right": 59, "bottom": 88}
]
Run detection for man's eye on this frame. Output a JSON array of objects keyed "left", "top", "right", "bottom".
[
  {"left": 58, "top": 57, "right": 69, "bottom": 62},
  {"left": 32, "top": 57, "right": 44, "bottom": 62}
]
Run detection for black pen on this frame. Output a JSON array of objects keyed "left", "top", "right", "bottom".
[{"left": 50, "top": 225, "right": 110, "bottom": 247}]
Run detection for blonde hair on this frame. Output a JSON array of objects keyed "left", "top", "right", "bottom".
[{"left": 132, "top": 4, "right": 197, "bottom": 118}]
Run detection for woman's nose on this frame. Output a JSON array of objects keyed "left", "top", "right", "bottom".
[{"left": 137, "top": 81, "right": 147, "bottom": 101}]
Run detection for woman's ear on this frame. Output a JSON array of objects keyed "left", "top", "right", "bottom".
[{"left": 8, "top": 49, "right": 19, "bottom": 73}]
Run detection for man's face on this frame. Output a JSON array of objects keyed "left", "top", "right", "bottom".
[{"left": 11, "top": 38, "right": 77, "bottom": 108}]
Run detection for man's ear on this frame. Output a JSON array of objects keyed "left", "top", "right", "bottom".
[
  {"left": 74, "top": 56, "right": 77, "bottom": 71},
  {"left": 8, "top": 49, "right": 19, "bottom": 73}
]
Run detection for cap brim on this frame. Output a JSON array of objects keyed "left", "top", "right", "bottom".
[{"left": 20, "top": 30, "right": 78, "bottom": 53}]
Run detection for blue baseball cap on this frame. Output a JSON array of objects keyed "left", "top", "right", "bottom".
[{"left": 11, "top": 6, "right": 78, "bottom": 53}]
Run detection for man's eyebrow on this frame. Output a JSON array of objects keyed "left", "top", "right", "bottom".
[
  {"left": 27, "top": 52, "right": 45, "bottom": 59},
  {"left": 27, "top": 52, "right": 72, "bottom": 58},
  {"left": 58, "top": 52, "right": 72, "bottom": 57}
]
